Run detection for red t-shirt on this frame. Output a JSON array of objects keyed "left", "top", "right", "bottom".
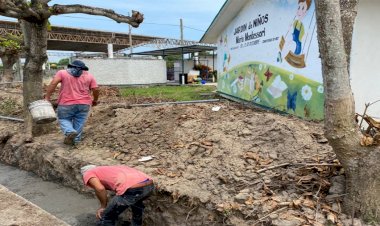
[
  {"left": 55, "top": 70, "right": 98, "bottom": 105},
  {"left": 83, "top": 166, "right": 152, "bottom": 195}
]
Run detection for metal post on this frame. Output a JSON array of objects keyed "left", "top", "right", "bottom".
[
  {"left": 181, "top": 47, "right": 185, "bottom": 85},
  {"left": 16, "top": 58, "right": 22, "bottom": 81},
  {"left": 180, "top": 18, "right": 184, "bottom": 46},
  {"left": 129, "top": 16, "right": 133, "bottom": 55},
  {"left": 212, "top": 50, "right": 215, "bottom": 71}
]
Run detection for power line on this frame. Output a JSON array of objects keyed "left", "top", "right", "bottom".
[{"left": 58, "top": 15, "right": 205, "bottom": 32}]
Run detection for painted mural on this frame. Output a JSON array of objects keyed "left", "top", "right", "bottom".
[{"left": 217, "top": 0, "right": 324, "bottom": 120}]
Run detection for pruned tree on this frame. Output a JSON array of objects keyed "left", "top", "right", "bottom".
[
  {"left": 0, "top": 33, "right": 22, "bottom": 83},
  {"left": 0, "top": 0, "right": 143, "bottom": 137},
  {"left": 315, "top": 0, "right": 380, "bottom": 222}
]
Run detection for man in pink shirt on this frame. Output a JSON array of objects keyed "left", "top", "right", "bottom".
[
  {"left": 45, "top": 60, "right": 99, "bottom": 145},
  {"left": 81, "top": 165, "right": 154, "bottom": 226}
]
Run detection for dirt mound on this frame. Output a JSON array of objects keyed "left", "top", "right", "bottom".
[
  {"left": 81, "top": 100, "right": 349, "bottom": 225},
  {"left": 0, "top": 87, "right": 364, "bottom": 226}
]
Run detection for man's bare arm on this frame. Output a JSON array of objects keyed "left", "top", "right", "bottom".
[
  {"left": 87, "top": 177, "right": 108, "bottom": 208},
  {"left": 45, "top": 77, "right": 61, "bottom": 101},
  {"left": 92, "top": 87, "right": 100, "bottom": 106}
]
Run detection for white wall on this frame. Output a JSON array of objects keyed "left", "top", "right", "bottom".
[
  {"left": 351, "top": 0, "right": 380, "bottom": 117},
  {"left": 81, "top": 58, "right": 167, "bottom": 85}
]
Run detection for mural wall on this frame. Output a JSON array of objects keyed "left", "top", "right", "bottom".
[{"left": 217, "top": 0, "right": 324, "bottom": 120}]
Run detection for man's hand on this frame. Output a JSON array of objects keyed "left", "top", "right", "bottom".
[
  {"left": 96, "top": 207, "right": 105, "bottom": 219},
  {"left": 44, "top": 95, "right": 50, "bottom": 102}
]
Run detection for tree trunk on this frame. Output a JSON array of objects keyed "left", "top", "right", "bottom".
[
  {"left": 0, "top": 54, "right": 18, "bottom": 83},
  {"left": 315, "top": 0, "right": 380, "bottom": 222},
  {"left": 20, "top": 19, "right": 49, "bottom": 138}
]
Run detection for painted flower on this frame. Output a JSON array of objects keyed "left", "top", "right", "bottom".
[
  {"left": 317, "top": 85, "right": 324, "bottom": 93},
  {"left": 259, "top": 64, "right": 263, "bottom": 71},
  {"left": 289, "top": 74, "right": 294, "bottom": 80},
  {"left": 301, "top": 85, "right": 313, "bottom": 101},
  {"left": 267, "top": 75, "right": 288, "bottom": 99}
]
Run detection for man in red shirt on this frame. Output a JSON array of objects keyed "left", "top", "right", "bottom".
[
  {"left": 81, "top": 165, "right": 154, "bottom": 226},
  {"left": 45, "top": 60, "right": 99, "bottom": 145}
]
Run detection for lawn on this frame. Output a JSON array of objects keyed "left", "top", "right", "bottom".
[{"left": 119, "top": 85, "right": 217, "bottom": 101}]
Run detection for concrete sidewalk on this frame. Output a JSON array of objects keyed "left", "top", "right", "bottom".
[{"left": 0, "top": 184, "right": 69, "bottom": 226}]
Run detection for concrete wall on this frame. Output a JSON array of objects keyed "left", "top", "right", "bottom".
[
  {"left": 81, "top": 58, "right": 167, "bottom": 85},
  {"left": 351, "top": 0, "right": 380, "bottom": 118}
]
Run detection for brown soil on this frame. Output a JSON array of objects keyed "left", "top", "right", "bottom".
[{"left": 0, "top": 86, "right": 367, "bottom": 226}]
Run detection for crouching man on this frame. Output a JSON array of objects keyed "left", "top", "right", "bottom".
[{"left": 81, "top": 165, "right": 154, "bottom": 226}]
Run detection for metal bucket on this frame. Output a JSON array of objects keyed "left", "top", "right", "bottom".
[{"left": 28, "top": 100, "right": 56, "bottom": 124}]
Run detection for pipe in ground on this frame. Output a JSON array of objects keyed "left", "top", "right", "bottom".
[{"left": 0, "top": 115, "right": 24, "bottom": 122}]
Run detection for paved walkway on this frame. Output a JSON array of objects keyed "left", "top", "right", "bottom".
[{"left": 0, "top": 184, "right": 69, "bottom": 226}]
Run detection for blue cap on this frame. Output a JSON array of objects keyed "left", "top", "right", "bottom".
[{"left": 68, "top": 60, "right": 89, "bottom": 71}]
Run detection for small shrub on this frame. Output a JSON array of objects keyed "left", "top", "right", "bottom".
[{"left": 0, "top": 97, "right": 22, "bottom": 116}]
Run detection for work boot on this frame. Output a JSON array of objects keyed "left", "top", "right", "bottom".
[{"left": 64, "top": 132, "right": 78, "bottom": 145}]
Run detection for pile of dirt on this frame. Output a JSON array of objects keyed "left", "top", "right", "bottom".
[{"left": 0, "top": 86, "right": 366, "bottom": 226}]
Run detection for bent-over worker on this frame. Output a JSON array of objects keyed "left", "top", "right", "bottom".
[{"left": 81, "top": 165, "right": 154, "bottom": 226}]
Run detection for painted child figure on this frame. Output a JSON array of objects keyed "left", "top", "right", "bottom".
[{"left": 292, "top": 0, "right": 312, "bottom": 55}]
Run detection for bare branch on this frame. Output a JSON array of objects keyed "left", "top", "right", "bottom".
[
  {"left": 0, "top": 0, "right": 42, "bottom": 20},
  {"left": 36, "top": 0, "right": 51, "bottom": 3},
  {"left": 50, "top": 4, "right": 144, "bottom": 28}
]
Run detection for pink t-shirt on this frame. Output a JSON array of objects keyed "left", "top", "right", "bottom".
[
  {"left": 55, "top": 70, "right": 98, "bottom": 105},
  {"left": 83, "top": 166, "right": 152, "bottom": 195}
]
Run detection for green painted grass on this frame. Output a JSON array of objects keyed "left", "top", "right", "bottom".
[{"left": 119, "top": 85, "right": 217, "bottom": 101}]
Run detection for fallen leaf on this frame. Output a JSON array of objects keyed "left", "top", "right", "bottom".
[
  {"left": 243, "top": 152, "right": 260, "bottom": 161},
  {"left": 360, "top": 135, "right": 373, "bottom": 146},
  {"left": 302, "top": 198, "right": 315, "bottom": 209},
  {"left": 172, "top": 190, "right": 180, "bottom": 203},
  {"left": 201, "top": 140, "right": 213, "bottom": 146},
  {"left": 245, "top": 196, "right": 254, "bottom": 205},
  {"left": 327, "top": 212, "right": 336, "bottom": 223},
  {"left": 230, "top": 202, "right": 242, "bottom": 210},
  {"left": 154, "top": 168, "right": 166, "bottom": 175},
  {"left": 113, "top": 152, "right": 122, "bottom": 159},
  {"left": 293, "top": 199, "right": 302, "bottom": 208}
]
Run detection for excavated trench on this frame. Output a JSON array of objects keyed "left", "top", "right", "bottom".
[
  {"left": 0, "top": 163, "right": 98, "bottom": 226},
  {"left": 0, "top": 130, "right": 224, "bottom": 226}
]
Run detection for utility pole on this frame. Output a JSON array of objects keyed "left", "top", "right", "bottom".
[
  {"left": 180, "top": 18, "right": 184, "bottom": 46},
  {"left": 128, "top": 12, "right": 133, "bottom": 55}
]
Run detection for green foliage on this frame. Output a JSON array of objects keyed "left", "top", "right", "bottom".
[
  {"left": 120, "top": 85, "right": 216, "bottom": 101},
  {"left": 165, "top": 55, "right": 182, "bottom": 68},
  {"left": 0, "top": 97, "right": 21, "bottom": 116},
  {"left": 0, "top": 37, "right": 21, "bottom": 50},
  {"left": 58, "top": 58, "right": 70, "bottom": 66},
  {"left": 47, "top": 20, "right": 52, "bottom": 31}
]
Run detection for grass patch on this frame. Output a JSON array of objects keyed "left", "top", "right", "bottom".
[{"left": 119, "top": 85, "right": 217, "bottom": 101}]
